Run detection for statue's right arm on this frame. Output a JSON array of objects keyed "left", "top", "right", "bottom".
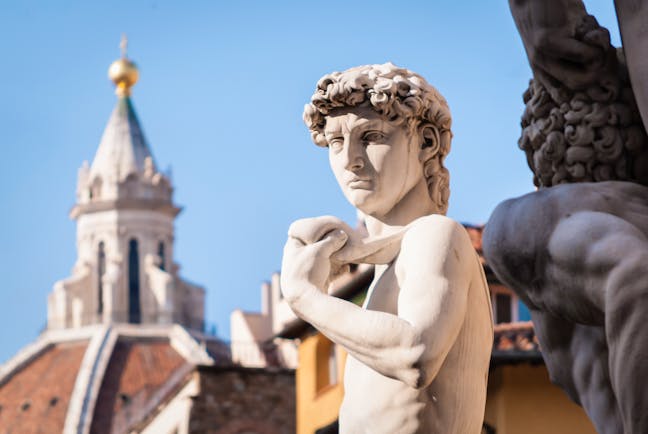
[{"left": 280, "top": 216, "right": 472, "bottom": 389}]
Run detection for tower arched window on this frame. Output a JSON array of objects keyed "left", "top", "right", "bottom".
[
  {"left": 128, "top": 239, "right": 141, "bottom": 324},
  {"left": 91, "top": 177, "right": 102, "bottom": 200},
  {"left": 157, "top": 241, "right": 166, "bottom": 271},
  {"left": 97, "top": 242, "right": 106, "bottom": 316}
]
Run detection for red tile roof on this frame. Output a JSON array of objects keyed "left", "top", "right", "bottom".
[
  {"left": 492, "top": 321, "right": 542, "bottom": 363},
  {"left": 89, "top": 338, "right": 189, "bottom": 433},
  {"left": 0, "top": 340, "right": 88, "bottom": 433}
]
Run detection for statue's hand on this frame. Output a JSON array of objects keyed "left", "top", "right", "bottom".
[
  {"left": 528, "top": 29, "right": 605, "bottom": 90},
  {"left": 510, "top": 0, "right": 606, "bottom": 90},
  {"left": 280, "top": 217, "right": 349, "bottom": 303}
]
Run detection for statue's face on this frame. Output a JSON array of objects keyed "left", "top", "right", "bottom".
[{"left": 324, "top": 106, "right": 423, "bottom": 218}]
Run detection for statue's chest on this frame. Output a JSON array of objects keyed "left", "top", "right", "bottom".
[{"left": 363, "top": 264, "right": 400, "bottom": 314}]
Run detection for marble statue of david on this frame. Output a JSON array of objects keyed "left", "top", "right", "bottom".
[{"left": 281, "top": 63, "right": 493, "bottom": 434}]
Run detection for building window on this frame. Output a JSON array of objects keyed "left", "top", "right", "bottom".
[
  {"left": 91, "top": 177, "right": 102, "bottom": 200},
  {"left": 518, "top": 301, "right": 532, "bottom": 321},
  {"left": 97, "top": 242, "right": 106, "bottom": 316},
  {"left": 490, "top": 285, "right": 518, "bottom": 324},
  {"left": 128, "top": 239, "right": 141, "bottom": 324},
  {"left": 495, "top": 293, "right": 512, "bottom": 323},
  {"left": 157, "top": 241, "right": 166, "bottom": 271}
]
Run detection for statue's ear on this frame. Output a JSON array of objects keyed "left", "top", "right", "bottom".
[{"left": 419, "top": 125, "right": 440, "bottom": 161}]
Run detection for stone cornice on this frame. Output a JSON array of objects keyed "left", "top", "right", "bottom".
[{"left": 70, "top": 199, "right": 182, "bottom": 219}]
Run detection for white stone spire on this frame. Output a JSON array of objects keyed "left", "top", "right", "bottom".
[
  {"left": 73, "top": 94, "right": 172, "bottom": 206},
  {"left": 47, "top": 40, "right": 204, "bottom": 331},
  {"left": 89, "top": 96, "right": 156, "bottom": 184}
]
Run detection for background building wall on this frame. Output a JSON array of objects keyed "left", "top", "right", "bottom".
[
  {"left": 189, "top": 366, "right": 295, "bottom": 434},
  {"left": 484, "top": 364, "right": 596, "bottom": 434}
]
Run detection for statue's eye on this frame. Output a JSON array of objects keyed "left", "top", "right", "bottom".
[
  {"left": 362, "top": 131, "right": 385, "bottom": 143},
  {"left": 328, "top": 137, "right": 344, "bottom": 151}
]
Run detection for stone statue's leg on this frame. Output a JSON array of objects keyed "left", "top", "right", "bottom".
[
  {"left": 529, "top": 310, "right": 579, "bottom": 402},
  {"left": 550, "top": 211, "right": 648, "bottom": 434},
  {"left": 568, "top": 324, "right": 623, "bottom": 434},
  {"left": 604, "top": 238, "right": 648, "bottom": 434},
  {"left": 549, "top": 210, "right": 647, "bottom": 433},
  {"left": 531, "top": 310, "right": 622, "bottom": 434}
]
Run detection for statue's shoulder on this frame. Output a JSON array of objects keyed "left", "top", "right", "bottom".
[
  {"left": 485, "top": 189, "right": 555, "bottom": 246},
  {"left": 405, "top": 214, "right": 465, "bottom": 238},
  {"left": 396, "top": 215, "right": 477, "bottom": 291},
  {"left": 400, "top": 214, "right": 473, "bottom": 264},
  {"left": 483, "top": 190, "right": 563, "bottom": 290}
]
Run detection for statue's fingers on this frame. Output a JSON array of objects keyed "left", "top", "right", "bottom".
[
  {"left": 315, "top": 229, "right": 348, "bottom": 257},
  {"left": 286, "top": 235, "right": 306, "bottom": 248},
  {"left": 534, "top": 57, "right": 602, "bottom": 90},
  {"left": 288, "top": 216, "right": 349, "bottom": 244},
  {"left": 282, "top": 236, "right": 306, "bottom": 262},
  {"left": 540, "top": 37, "right": 602, "bottom": 65}
]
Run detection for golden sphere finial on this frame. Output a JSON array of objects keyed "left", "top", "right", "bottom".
[{"left": 108, "top": 34, "right": 139, "bottom": 96}]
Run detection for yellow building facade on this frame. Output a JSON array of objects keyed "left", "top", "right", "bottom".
[
  {"left": 296, "top": 334, "right": 346, "bottom": 434},
  {"left": 484, "top": 364, "right": 595, "bottom": 434},
  {"left": 296, "top": 332, "right": 596, "bottom": 434}
]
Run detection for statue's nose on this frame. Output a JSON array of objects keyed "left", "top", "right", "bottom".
[{"left": 343, "top": 140, "right": 365, "bottom": 171}]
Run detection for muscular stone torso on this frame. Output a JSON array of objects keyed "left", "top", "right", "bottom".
[
  {"left": 339, "top": 236, "right": 492, "bottom": 434},
  {"left": 484, "top": 181, "right": 648, "bottom": 320},
  {"left": 484, "top": 181, "right": 648, "bottom": 434}
]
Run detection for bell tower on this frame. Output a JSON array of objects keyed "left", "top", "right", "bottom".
[{"left": 47, "top": 36, "right": 204, "bottom": 330}]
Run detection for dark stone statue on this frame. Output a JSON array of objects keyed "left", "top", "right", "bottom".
[{"left": 483, "top": 2, "right": 648, "bottom": 433}]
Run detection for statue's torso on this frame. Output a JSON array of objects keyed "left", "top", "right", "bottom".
[
  {"left": 339, "top": 230, "right": 492, "bottom": 434},
  {"left": 483, "top": 181, "right": 648, "bottom": 432},
  {"left": 484, "top": 181, "right": 648, "bottom": 322}
]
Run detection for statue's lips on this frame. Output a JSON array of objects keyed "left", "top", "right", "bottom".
[{"left": 348, "top": 179, "right": 372, "bottom": 189}]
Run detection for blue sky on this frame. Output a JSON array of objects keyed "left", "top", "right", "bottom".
[{"left": 0, "top": 1, "right": 620, "bottom": 363}]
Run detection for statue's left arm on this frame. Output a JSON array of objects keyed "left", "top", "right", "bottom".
[{"left": 280, "top": 216, "right": 472, "bottom": 389}]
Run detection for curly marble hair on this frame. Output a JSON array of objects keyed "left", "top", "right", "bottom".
[
  {"left": 303, "top": 63, "right": 453, "bottom": 214},
  {"left": 519, "top": 16, "right": 648, "bottom": 188}
]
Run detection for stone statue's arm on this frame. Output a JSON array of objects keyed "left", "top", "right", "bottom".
[
  {"left": 280, "top": 216, "right": 471, "bottom": 389},
  {"left": 509, "top": 0, "right": 605, "bottom": 90}
]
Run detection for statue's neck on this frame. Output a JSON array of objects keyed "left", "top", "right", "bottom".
[{"left": 337, "top": 180, "right": 441, "bottom": 265}]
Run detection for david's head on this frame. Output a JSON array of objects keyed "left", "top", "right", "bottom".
[{"left": 303, "top": 63, "right": 452, "bottom": 217}]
